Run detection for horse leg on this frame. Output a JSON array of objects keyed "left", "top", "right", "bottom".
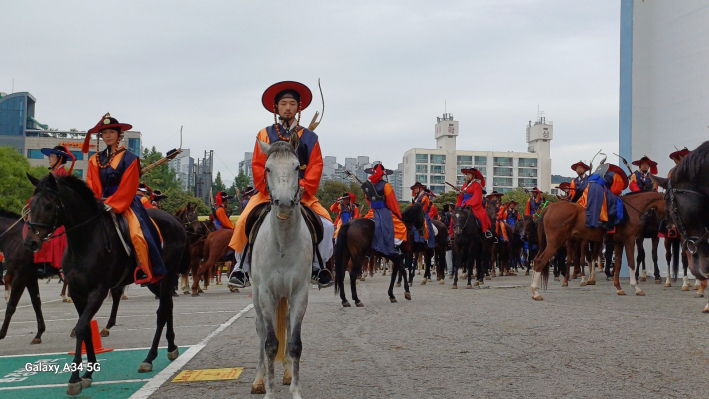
[
  {"left": 25, "top": 278, "right": 46, "bottom": 345},
  {"left": 530, "top": 234, "right": 564, "bottom": 301},
  {"left": 251, "top": 285, "right": 267, "bottom": 395},
  {"left": 401, "top": 254, "right": 412, "bottom": 300},
  {"left": 388, "top": 256, "right": 400, "bottom": 302},
  {"left": 651, "top": 237, "right": 660, "bottom": 283},
  {"left": 140, "top": 279, "right": 177, "bottom": 372},
  {"left": 0, "top": 277, "right": 26, "bottom": 342},
  {"left": 580, "top": 243, "right": 589, "bottom": 287},
  {"left": 664, "top": 238, "right": 673, "bottom": 287},
  {"left": 636, "top": 237, "right": 647, "bottom": 282},
  {"left": 351, "top": 255, "right": 365, "bottom": 307},
  {"left": 287, "top": 289, "right": 307, "bottom": 399},
  {"left": 421, "top": 251, "right": 429, "bottom": 285},
  {"left": 451, "top": 246, "right": 460, "bottom": 289},
  {"left": 68, "top": 287, "right": 108, "bottom": 395},
  {"left": 101, "top": 287, "right": 124, "bottom": 337},
  {"left": 625, "top": 240, "right": 644, "bottom": 295},
  {"left": 587, "top": 244, "right": 598, "bottom": 285}
]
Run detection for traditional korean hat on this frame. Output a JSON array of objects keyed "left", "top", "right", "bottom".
[
  {"left": 632, "top": 155, "right": 658, "bottom": 175},
  {"left": 530, "top": 187, "right": 542, "bottom": 194},
  {"left": 364, "top": 165, "right": 393, "bottom": 175},
  {"left": 669, "top": 147, "right": 691, "bottom": 161},
  {"left": 507, "top": 200, "right": 519, "bottom": 206},
  {"left": 243, "top": 186, "right": 258, "bottom": 197},
  {"left": 460, "top": 167, "right": 486, "bottom": 187},
  {"left": 152, "top": 190, "right": 168, "bottom": 201},
  {"left": 410, "top": 182, "right": 427, "bottom": 191},
  {"left": 137, "top": 183, "right": 150, "bottom": 193},
  {"left": 41, "top": 145, "right": 72, "bottom": 164},
  {"left": 214, "top": 191, "right": 234, "bottom": 207},
  {"left": 82, "top": 113, "right": 132, "bottom": 153},
  {"left": 486, "top": 190, "right": 503, "bottom": 200},
  {"left": 262, "top": 81, "right": 313, "bottom": 113},
  {"left": 558, "top": 182, "right": 571, "bottom": 190},
  {"left": 571, "top": 161, "right": 590, "bottom": 172}
]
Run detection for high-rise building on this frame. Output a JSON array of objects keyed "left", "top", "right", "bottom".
[
  {"left": 238, "top": 152, "right": 254, "bottom": 185},
  {"left": 168, "top": 149, "right": 195, "bottom": 192},
  {"left": 193, "top": 150, "right": 214, "bottom": 206},
  {"left": 402, "top": 113, "right": 553, "bottom": 200}
]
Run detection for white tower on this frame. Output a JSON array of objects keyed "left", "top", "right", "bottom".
[
  {"left": 526, "top": 113, "right": 553, "bottom": 192},
  {"left": 435, "top": 113, "right": 459, "bottom": 192}
]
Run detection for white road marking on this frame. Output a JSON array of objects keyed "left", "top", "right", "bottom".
[
  {"left": 128, "top": 303, "right": 254, "bottom": 399},
  {"left": 0, "top": 379, "right": 149, "bottom": 390},
  {"left": 9, "top": 310, "right": 240, "bottom": 324},
  {"left": 0, "top": 298, "right": 62, "bottom": 313}
]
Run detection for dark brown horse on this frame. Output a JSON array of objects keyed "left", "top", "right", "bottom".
[
  {"left": 334, "top": 203, "right": 425, "bottom": 307},
  {"left": 635, "top": 207, "right": 661, "bottom": 283},
  {"left": 420, "top": 219, "right": 449, "bottom": 285},
  {"left": 191, "top": 228, "right": 233, "bottom": 296},
  {"left": 530, "top": 191, "right": 665, "bottom": 300},
  {"left": 0, "top": 210, "right": 124, "bottom": 344},
  {"left": 24, "top": 174, "right": 187, "bottom": 396}
]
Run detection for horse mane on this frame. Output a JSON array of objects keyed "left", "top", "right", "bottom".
[
  {"left": 175, "top": 204, "right": 189, "bottom": 218},
  {"left": 673, "top": 140, "right": 709, "bottom": 183},
  {"left": 53, "top": 175, "right": 102, "bottom": 211},
  {"left": 267, "top": 140, "right": 297, "bottom": 160},
  {"left": 0, "top": 209, "right": 21, "bottom": 220},
  {"left": 402, "top": 203, "right": 422, "bottom": 226}
]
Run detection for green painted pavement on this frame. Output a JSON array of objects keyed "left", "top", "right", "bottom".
[{"left": 0, "top": 346, "right": 190, "bottom": 398}]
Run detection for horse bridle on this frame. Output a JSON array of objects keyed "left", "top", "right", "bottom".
[
  {"left": 263, "top": 166, "right": 303, "bottom": 207},
  {"left": 665, "top": 179, "right": 709, "bottom": 254},
  {"left": 452, "top": 207, "right": 469, "bottom": 236}
]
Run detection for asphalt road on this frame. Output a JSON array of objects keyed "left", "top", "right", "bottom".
[{"left": 2, "top": 270, "right": 708, "bottom": 398}]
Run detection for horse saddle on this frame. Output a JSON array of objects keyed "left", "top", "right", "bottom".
[
  {"left": 110, "top": 212, "right": 132, "bottom": 256},
  {"left": 245, "top": 202, "right": 323, "bottom": 247}
]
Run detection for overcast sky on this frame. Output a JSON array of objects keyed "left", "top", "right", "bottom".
[{"left": 2, "top": 0, "right": 620, "bottom": 182}]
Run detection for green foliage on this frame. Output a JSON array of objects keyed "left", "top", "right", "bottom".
[
  {"left": 212, "top": 171, "right": 226, "bottom": 194},
  {"left": 158, "top": 188, "right": 211, "bottom": 215},
  {"left": 0, "top": 146, "right": 48, "bottom": 212},
  {"left": 226, "top": 171, "right": 250, "bottom": 197},
  {"left": 432, "top": 191, "right": 459, "bottom": 213},
  {"left": 140, "top": 146, "right": 182, "bottom": 192},
  {"left": 316, "top": 179, "right": 368, "bottom": 220}
]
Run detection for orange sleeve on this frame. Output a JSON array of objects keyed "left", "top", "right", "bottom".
[
  {"left": 300, "top": 139, "right": 323, "bottom": 198},
  {"left": 610, "top": 174, "right": 626, "bottom": 196},
  {"left": 216, "top": 207, "right": 234, "bottom": 229},
  {"left": 383, "top": 183, "right": 402, "bottom": 219},
  {"left": 104, "top": 158, "right": 140, "bottom": 213},
  {"left": 251, "top": 130, "right": 269, "bottom": 194},
  {"left": 525, "top": 199, "right": 532, "bottom": 216},
  {"left": 330, "top": 202, "right": 341, "bottom": 213},
  {"left": 628, "top": 173, "right": 640, "bottom": 192},
  {"left": 86, "top": 155, "right": 103, "bottom": 199},
  {"left": 354, "top": 207, "right": 360, "bottom": 219}
]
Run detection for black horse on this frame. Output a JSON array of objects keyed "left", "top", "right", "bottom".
[
  {"left": 23, "top": 174, "right": 187, "bottom": 396},
  {"left": 522, "top": 216, "right": 540, "bottom": 275},
  {"left": 0, "top": 210, "right": 124, "bottom": 344},
  {"left": 451, "top": 206, "right": 485, "bottom": 288},
  {"left": 334, "top": 203, "right": 425, "bottom": 306},
  {"left": 635, "top": 207, "right": 661, "bottom": 283}
]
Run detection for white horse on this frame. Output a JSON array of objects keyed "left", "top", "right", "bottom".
[{"left": 250, "top": 135, "right": 312, "bottom": 399}]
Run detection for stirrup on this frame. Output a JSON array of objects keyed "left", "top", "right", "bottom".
[
  {"left": 485, "top": 231, "right": 493, "bottom": 239},
  {"left": 134, "top": 268, "right": 150, "bottom": 286},
  {"left": 314, "top": 269, "right": 334, "bottom": 289},
  {"left": 228, "top": 270, "right": 246, "bottom": 288}
]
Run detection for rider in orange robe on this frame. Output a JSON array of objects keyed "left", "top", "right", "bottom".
[
  {"left": 34, "top": 145, "right": 75, "bottom": 277},
  {"left": 84, "top": 113, "right": 166, "bottom": 285},
  {"left": 572, "top": 164, "right": 629, "bottom": 231},
  {"left": 229, "top": 81, "right": 334, "bottom": 288},
  {"left": 213, "top": 191, "right": 234, "bottom": 230},
  {"left": 569, "top": 161, "right": 590, "bottom": 200},
  {"left": 629, "top": 156, "right": 658, "bottom": 192},
  {"left": 454, "top": 168, "right": 492, "bottom": 237},
  {"left": 525, "top": 187, "right": 545, "bottom": 218},
  {"left": 331, "top": 192, "right": 360, "bottom": 238},
  {"left": 362, "top": 164, "right": 407, "bottom": 255}
]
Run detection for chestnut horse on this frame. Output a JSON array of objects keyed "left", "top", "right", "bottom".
[
  {"left": 530, "top": 191, "right": 665, "bottom": 300},
  {"left": 190, "top": 228, "right": 233, "bottom": 297}
]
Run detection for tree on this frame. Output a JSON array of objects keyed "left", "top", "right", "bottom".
[
  {"left": 141, "top": 146, "right": 181, "bottom": 193},
  {"left": 501, "top": 187, "right": 557, "bottom": 214},
  {"left": 226, "top": 171, "right": 250, "bottom": 198},
  {"left": 432, "top": 191, "right": 459, "bottom": 213},
  {"left": 316, "top": 179, "right": 370, "bottom": 220},
  {"left": 212, "top": 171, "right": 226, "bottom": 195},
  {"left": 0, "top": 146, "right": 48, "bottom": 213},
  {"left": 158, "top": 188, "right": 211, "bottom": 215}
]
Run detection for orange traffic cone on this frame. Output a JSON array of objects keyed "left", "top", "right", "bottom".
[{"left": 68, "top": 320, "right": 114, "bottom": 355}]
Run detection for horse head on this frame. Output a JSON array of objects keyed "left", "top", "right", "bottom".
[
  {"left": 24, "top": 173, "right": 63, "bottom": 252},
  {"left": 522, "top": 215, "right": 537, "bottom": 244},
  {"left": 258, "top": 134, "right": 304, "bottom": 221},
  {"left": 177, "top": 203, "right": 200, "bottom": 234},
  {"left": 451, "top": 206, "right": 470, "bottom": 236},
  {"left": 652, "top": 156, "right": 709, "bottom": 279}
]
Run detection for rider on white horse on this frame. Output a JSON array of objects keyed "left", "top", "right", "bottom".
[{"left": 228, "top": 81, "right": 335, "bottom": 288}]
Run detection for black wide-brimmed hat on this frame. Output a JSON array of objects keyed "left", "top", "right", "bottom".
[
  {"left": 364, "top": 165, "right": 393, "bottom": 175},
  {"left": 41, "top": 145, "right": 72, "bottom": 164},
  {"left": 486, "top": 190, "right": 503, "bottom": 200},
  {"left": 261, "top": 81, "right": 313, "bottom": 113},
  {"left": 83, "top": 112, "right": 132, "bottom": 153},
  {"left": 410, "top": 182, "right": 426, "bottom": 191},
  {"left": 152, "top": 190, "right": 168, "bottom": 201},
  {"left": 138, "top": 183, "right": 150, "bottom": 193}
]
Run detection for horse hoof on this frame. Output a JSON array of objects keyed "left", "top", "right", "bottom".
[
  {"left": 81, "top": 378, "right": 93, "bottom": 388},
  {"left": 168, "top": 348, "right": 179, "bottom": 361},
  {"left": 439, "top": 280, "right": 445, "bottom": 285},
  {"left": 420, "top": 280, "right": 426, "bottom": 285},
  {"left": 283, "top": 376, "right": 292, "bottom": 385},
  {"left": 580, "top": 281, "right": 587, "bottom": 287},
  {"left": 427, "top": 278, "right": 432, "bottom": 282},
  {"left": 355, "top": 301, "right": 364, "bottom": 307},
  {"left": 66, "top": 381, "right": 82, "bottom": 396},
  {"left": 390, "top": 298, "right": 397, "bottom": 303},
  {"left": 525, "top": 271, "right": 530, "bottom": 276},
  {"left": 606, "top": 277, "right": 613, "bottom": 281},
  {"left": 31, "top": 338, "right": 41, "bottom": 345},
  {"left": 654, "top": 280, "right": 661, "bottom": 285},
  {"left": 561, "top": 282, "right": 568, "bottom": 287},
  {"left": 466, "top": 285, "right": 472, "bottom": 289},
  {"left": 636, "top": 291, "right": 646, "bottom": 296},
  {"left": 229, "top": 287, "right": 239, "bottom": 293},
  {"left": 448, "top": 275, "right": 453, "bottom": 280},
  {"left": 251, "top": 383, "right": 266, "bottom": 394},
  {"left": 617, "top": 290, "right": 626, "bottom": 296},
  {"left": 553, "top": 277, "right": 559, "bottom": 282},
  {"left": 473, "top": 281, "right": 479, "bottom": 286},
  {"left": 191, "top": 293, "right": 200, "bottom": 297},
  {"left": 404, "top": 293, "right": 411, "bottom": 300},
  {"left": 100, "top": 328, "right": 110, "bottom": 337},
  {"left": 183, "top": 291, "right": 190, "bottom": 295},
  {"left": 694, "top": 286, "right": 700, "bottom": 291},
  {"left": 197, "top": 289, "right": 204, "bottom": 293},
  {"left": 587, "top": 280, "right": 596, "bottom": 286},
  {"left": 342, "top": 301, "right": 351, "bottom": 307},
  {"left": 451, "top": 285, "right": 458, "bottom": 289},
  {"left": 70, "top": 329, "right": 76, "bottom": 338},
  {"left": 695, "top": 293, "right": 704, "bottom": 299},
  {"left": 532, "top": 295, "right": 543, "bottom": 301},
  {"left": 664, "top": 283, "right": 672, "bottom": 288},
  {"left": 485, "top": 276, "right": 491, "bottom": 281},
  {"left": 395, "top": 283, "right": 401, "bottom": 287},
  {"left": 571, "top": 274, "right": 578, "bottom": 279},
  {"left": 681, "top": 286, "right": 690, "bottom": 291},
  {"left": 702, "top": 304, "right": 709, "bottom": 313},
  {"left": 138, "top": 362, "right": 153, "bottom": 373}
]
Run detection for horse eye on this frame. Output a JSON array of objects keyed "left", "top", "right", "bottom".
[
  {"left": 265, "top": 167, "right": 270, "bottom": 173},
  {"left": 294, "top": 165, "right": 300, "bottom": 171}
]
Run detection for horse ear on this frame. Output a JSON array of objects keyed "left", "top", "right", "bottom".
[
  {"left": 46, "top": 172, "right": 57, "bottom": 189},
  {"left": 26, "top": 172, "right": 40, "bottom": 187},
  {"left": 257, "top": 139, "right": 270, "bottom": 154},
  {"left": 290, "top": 131, "right": 300, "bottom": 152},
  {"left": 650, "top": 175, "right": 668, "bottom": 190}
]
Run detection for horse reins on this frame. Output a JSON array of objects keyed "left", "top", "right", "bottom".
[{"left": 665, "top": 179, "right": 709, "bottom": 254}]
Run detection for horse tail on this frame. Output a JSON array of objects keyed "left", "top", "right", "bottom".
[
  {"left": 274, "top": 297, "right": 288, "bottom": 362},
  {"left": 538, "top": 213, "right": 549, "bottom": 290},
  {"left": 333, "top": 223, "right": 350, "bottom": 296}
]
